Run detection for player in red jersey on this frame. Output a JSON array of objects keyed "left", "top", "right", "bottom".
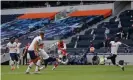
[
  {"left": 38, "top": 43, "right": 67, "bottom": 71},
  {"left": 49, "top": 39, "right": 68, "bottom": 70}
]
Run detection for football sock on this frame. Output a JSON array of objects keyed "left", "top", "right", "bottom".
[
  {"left": 116, "top": 63, "right": 123, "bottom": 68},
  {"left": 52, "top": 63, "right": 58, "bottom": 70},
  {"left": 35, "top": 60, "right": 41, "bottom": 72}
]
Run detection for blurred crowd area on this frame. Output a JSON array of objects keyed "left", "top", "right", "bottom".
[{"left": 1, "top": 1, "right": 114, "bottom": 9}]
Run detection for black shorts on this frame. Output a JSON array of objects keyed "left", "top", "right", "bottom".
[
  {"left": 10, "top": 53, "right": 18, "bottom": 61},
  {"left": 28, "top": 51, "right": 38, "bottom": 60},
  {"left": 44, "top": 57, "right": 56, "bottom": 67},
  {"left": 62, "top": 56, "right": 67, "bottom": 61},
  {"left": 107, "top": 54, "right": 117, "bottom": 65}
]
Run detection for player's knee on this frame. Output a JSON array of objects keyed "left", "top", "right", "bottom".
[{"left": 112, "top": 61, "right": 116, "bottom": 65}]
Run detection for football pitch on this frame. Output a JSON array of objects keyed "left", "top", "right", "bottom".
[{"left": 1, "top": 65, "right": 133, "bottom": 80}]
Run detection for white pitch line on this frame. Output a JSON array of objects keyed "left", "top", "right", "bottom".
[
  {"left": 1, "top": 71, "right": 53, "bottom": 75},
  {"left": 2, "top": 72, "right": 27, "bottom": 75}
]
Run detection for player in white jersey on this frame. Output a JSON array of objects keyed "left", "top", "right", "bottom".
[
  {"left": 25, "top": 32, "right": 44, "bottom": 74},
  {"left": 15, "top": 38, "right": 21, "bottom": 69},
  {"left": 6, "top": 38, "right": 18, "bottom": 70},
  {"left": 100, "top": 37, "right": 124, "bottom": 71}
]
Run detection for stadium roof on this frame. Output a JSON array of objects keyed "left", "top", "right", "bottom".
[
  {"left": 17, "top": 12, "right": 58, "bottom": 19},
  {"left": 68, "top": 9, "right": 112, "bottom": 18}
]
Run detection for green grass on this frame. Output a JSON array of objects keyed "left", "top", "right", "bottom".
[{"left": 1, "top": 65, "right": 133, "bottom": 80}]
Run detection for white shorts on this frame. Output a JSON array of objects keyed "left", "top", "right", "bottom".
[
  {"left": 58, "top": 50, "right": 63, "bottom": 58},
  {"left": 39, "top": 49, "right": 49, "bottom": 60},
  {"left": 58, "top": 50, "right": 62, "bottom": 55}
]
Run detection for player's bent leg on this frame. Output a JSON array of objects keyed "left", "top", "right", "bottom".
[
  {"left": 39, "top": 59, "right": 49, "bottom": 70},
  {"left": 34, "top": 59, "right": 41, "bottom": 74},
  {"left": 10, "top": 60, "right": 15, "bottom": 71},
  {"left": 110, "top": 54, "right": 118, "bottom": 66},
  {"left": 52, "top": 62, "right": 59, "bottom": 70},
  {"left": 16, "top": 61, "right": 20, "bottom": 69},
  {"left": 62, "top": 56, "right": 66, "bottom": 60},
  {"left": 111, "top": 54, "right": 124, "bottom": 71},
  {"left": 45, "top": 57, "right": 59, "bottom": 70},
  {"left": 25, "top": 51, "right": 39, "bottom": 74},
  {"left": 99, "top": 55, "right": 111, "bottom": 64},
  {"left": 111, "top": 57, "right": 116, "bottom": 65},
  {"left": 116, "top": 63, "right": 124, "bottom": 71},
  {"left": 15, "top": 53, "right": 19, "bottom": 69},
  {"left": 62, "top": 55, "right": 68, "bottom": 63},
  {"left": 10, "top": 53, "right": 16, "bottom": 70},
  {"left": 56, "top": 58, "right": 67, "bottom": 64}
]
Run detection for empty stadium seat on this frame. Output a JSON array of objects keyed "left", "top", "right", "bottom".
[
  {"left": 79, "top": 35, "right": 93, "bottom": 40},
  {"left": 95, "top": 34, "right": 105, "bottom": 40},
  {"left": 1, "top": 14, "right": 22, "bottom": 24},
  {"left": 118, "top": 49, "right": 127, "bottom": 53},
  {"left": 95, "top": 28, "right": 105, "bottom": 34},
  {"left": 71, "top": 36, "right": 78, "bottom": 42},
  {"left": 95, "top": 47, "right": 108, "bottom": 53},
  {"left": 85, "top": 29, "right": 92, "bottom": 35},
  {"left": 106, "top": 24, "right": 118, "bottom": 29},
  {"left": 109, "top": 28, "right": 119, "bottom": 34},
  {"left": 119, "top": 10, "right": 133, "bottom": 17},
  {"left": 77, "top": 40, "right": 90, "bottom": 48},
  {"left": 121, "top": 22, "right": 132, "bottom": 27},
  {"left": 67, "top": 42, "right": 75, "bottom": 48},
  {"left": 121, "top": 39, "right": 133, "bottom": 47}
]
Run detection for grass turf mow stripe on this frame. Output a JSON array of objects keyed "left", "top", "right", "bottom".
[{"left": 1, "top": 65, "right": 133, "bottom": 80}]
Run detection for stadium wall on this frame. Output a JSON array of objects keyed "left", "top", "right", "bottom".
[
  {"left": 113, "top": 1, "right": 131, "bottom": 15},
  {"left": 87, "top": 55, "right": 133, "bottom": 65},
  {"left": 131, "top": 1, "right": 133, "bottom": 9},
  {"left": 2, "top": 53, "right": 133, "bottom": 65},
  {"left": 1, "top": 3, "right": 113, "bottom": 15}
]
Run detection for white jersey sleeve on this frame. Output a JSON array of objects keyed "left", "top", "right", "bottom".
[
  {"left": 110, "top": 41, "right": 114, "bottom": 44},
  {"left": 117, "top": 42, "right": 122, "bottom": 45},
  {"left": 7, "top": 43, "right": 10, "bottom": 47}
]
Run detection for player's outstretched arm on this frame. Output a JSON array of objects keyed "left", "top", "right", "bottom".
[
  {"left": 122, "top": 43, "right": 130, "bottom": 48},
  {"left": 49, "top": 42, "right": 58, "bottom": 49},
  {"left": 3, "top": 47, "right": 8, "bottom": 56}
]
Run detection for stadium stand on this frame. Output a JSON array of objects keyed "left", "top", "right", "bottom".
[
  {"left": 1, "top": 14, "right": 22, "bottom": 24},
  {"left": 1, "top": 9, "right": 111, "bottom": 48},
  {"left": 1, "top": 1, "right": 114, "bottom": 9},
  {"left": 67, "top": 10, "right": 133, "bottom": 54},
  {"left": 1, "top": 1, "right": 133, "bottom": 65}
]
